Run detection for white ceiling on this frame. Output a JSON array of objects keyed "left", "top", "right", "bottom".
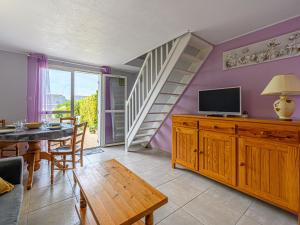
[{"left": 0, "top": 0, "right": 299, "bottom": 68}]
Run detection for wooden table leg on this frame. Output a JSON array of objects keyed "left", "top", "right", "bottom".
[
  {"left": 23, "top": 153, "right": 35, "bottom": 190},
  {"left": 80, "top": 190, "right": 87, "bottom": 209},
  {"left": 145, "top": 213, "right": 153, "bottom": 225},
  {"left": 23, "top": 141, "right": 44, "bottom": 190},
  {"left": 26, "top": 141, "right": 41, "bottom": 170}
]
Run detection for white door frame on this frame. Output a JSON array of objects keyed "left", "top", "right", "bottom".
[{"left": 99, "top": 74, "right": 127, "bottom": 147}]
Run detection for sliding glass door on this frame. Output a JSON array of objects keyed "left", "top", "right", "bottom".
[
  {"left": 41, "top": 67, "right": 101, "bottom": 149},
  {"left": 100, "top": 75, "right": 127, "bottom": 146},
  {"left": 42, "top": 66, "right": 127, "bottom": 148}
]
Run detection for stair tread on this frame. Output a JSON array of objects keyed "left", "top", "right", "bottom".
[
  {"left": 181, "top": 53, "right": 201, "bottom": 62},
  {"left": 135, "top": 133, "right": 154, "bottom": 138},
  {"left": 132, "top": 138, "right": 150, "bottom": 145},
  {"left": 173, "top": 68, "right": 194, "bottom": 75},
  {"left": 143, "top": 120, "right": 163, "bottom": 123},
  {"left": 160, "top": 92, "right": 180, "bottom": 96},
  {"left": 153, "top": 103, "right": 174, "bottom": 105},
  {"left": 166, "top": 80, "right": 187, "bottom": 86},
  {"left": 148, "top": 112, "right": 169, "bottom": 114},
  {"left": 139, "top": 126, "right": 160, "bottom": 131}
]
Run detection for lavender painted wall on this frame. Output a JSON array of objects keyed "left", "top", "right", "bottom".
[{"left": 150, "top": 16, "right": 300, "bottom": 152}]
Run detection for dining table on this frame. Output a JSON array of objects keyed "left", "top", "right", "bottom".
[{"left": 0, "top": 124, "right": 73, "bottom": 190}]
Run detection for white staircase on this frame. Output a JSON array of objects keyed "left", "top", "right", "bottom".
[{"left": 125, "top": 33, "right": 213, "bottom": 151}]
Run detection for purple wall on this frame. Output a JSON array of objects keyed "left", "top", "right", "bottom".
[{"left": 150, "top": 16, "right": 300, "bottom": 152}]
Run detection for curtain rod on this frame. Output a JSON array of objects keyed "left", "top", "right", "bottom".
[
  {"left": 0, "top": 48, "right": 113, "bottom": 71},
  {"left": 47, "top": 57, "right": 102, "bottom": 70}
]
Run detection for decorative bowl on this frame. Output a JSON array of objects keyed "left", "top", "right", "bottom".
[{"left": 24, "top": 122, "right": 42, "bottom": 129}]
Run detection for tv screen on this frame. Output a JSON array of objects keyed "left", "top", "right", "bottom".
[{"left": 198, "top": 87, "right": 241, "bottom": 115}]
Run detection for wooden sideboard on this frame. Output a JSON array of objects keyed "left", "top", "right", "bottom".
[{"left": 172, "top": 114, "right": 300, "bottom": 215}]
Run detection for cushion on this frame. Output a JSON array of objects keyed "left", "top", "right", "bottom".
[
  {"left": 0, "top": 177, "right": 14, "bottom": 195},
  {"left": 0, "top": 184, "right": 23, "bottom": 225}
]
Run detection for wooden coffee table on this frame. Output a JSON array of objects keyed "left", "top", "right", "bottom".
[{"left": 73, "top": 159, "right": 168, "bottom": 225}]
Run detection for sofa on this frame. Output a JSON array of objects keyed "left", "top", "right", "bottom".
[{"left": 0, "top": 157, "right": 24, "bottom": 225}]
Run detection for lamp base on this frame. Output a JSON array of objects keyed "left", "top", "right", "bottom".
[{"left": 273, "top": 96, "right": 295, "bottom": 120}]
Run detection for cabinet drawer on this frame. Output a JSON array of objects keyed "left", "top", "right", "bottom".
[
  {"left": 173, "top": 118, "right": 198, "bottom": 128},
  {"left": 238, "top": 123, "right": 299, "bottom": 143},
  {"left": 199, "top": 120, "right": 236, "bottom": 134}
]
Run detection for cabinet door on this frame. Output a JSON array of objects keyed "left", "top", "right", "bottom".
[
  {"left": 172, "top": 126, "right": 198, "bottom": 171},
  {"left": 238, "top": 137, "right": 299, "bottom": 212},
  {"left": 199, "top": 131, "right": 236, "bottom": 186}
]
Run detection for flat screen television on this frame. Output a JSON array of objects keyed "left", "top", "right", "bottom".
[{"left": 198, "top": 87, "right": 241, "bottom": 116}]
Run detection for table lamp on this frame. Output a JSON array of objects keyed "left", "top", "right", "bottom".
[{"left": 261, "top": 74, "right": 300, "bottom": 120}]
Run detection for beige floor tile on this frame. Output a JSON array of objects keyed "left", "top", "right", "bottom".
[
  {"left": 195, "top": 183, "right": 253, "bottom": 215},
  {"left": 154, "top": 200, "right": 180, "bottom": 224},
  {"left": 236, "top": 215, "right": 262, "bottom": 225},
  {"left": 245, "top": 200, "right": 297, "bottom": 225},
  {"left": 157, "top": 175, "right": 206, "bottom": 207},
  {"left": 28, "top": 198, "right": 79, "bottom": 225},
  {"left": 29, "top": 180, "right": 73, "bottom": 212},
  {"left": 139, "top": 165, "right": 184, "bottom": 187},
  {"left": 125, "top": 158, "right": 168, "bottom": 174},
  {"left": 183, "top": 190, "right": 244, "bottom": 225},
  {"left": 158, "top": 209, "right": 204, "bottom": 225},
  {"left": 30, "top": 170, "right": 69, "bottom": 190},
  {"left": 86, "top": 152, "right": 116, "bottom": 163},
  {"left": 171, "top": 171, "right": 213, "bottom": 192},
  {"left": 115, "top": 153, "right": 146, "bottom": 165}
]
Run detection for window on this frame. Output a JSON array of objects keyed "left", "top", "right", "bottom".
[
  {"left": 41, "top": 69, "right": 72, "bottom": 122},
  {"left": 41, "top": 67, "right": 99, "bottom": 124}
]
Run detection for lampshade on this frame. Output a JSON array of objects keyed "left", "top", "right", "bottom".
[{"left": 261, "top": 74, "right": 300, "bottom": 96}]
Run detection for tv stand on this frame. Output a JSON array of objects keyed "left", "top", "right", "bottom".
[{"left": 172, "top": 114, "right": 300, "bottom": 216}]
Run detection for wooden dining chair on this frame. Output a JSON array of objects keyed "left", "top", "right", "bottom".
[
  {"left": 49, "top": 122, "right": 87, "bottom": 184},
  {"left": 0, "top": 119, "right": 19, "bottom": 158},
  {"left": 47, "top": 117, "right": 77, "bottom": 152}
]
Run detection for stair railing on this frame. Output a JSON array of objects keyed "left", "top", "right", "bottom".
[{"left": 125, "top": 39, "right": 179, "bottom": 140}]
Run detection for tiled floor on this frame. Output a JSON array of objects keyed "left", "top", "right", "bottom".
[{"left": 20, "top": 146, "right": 298, "bottom": 225}]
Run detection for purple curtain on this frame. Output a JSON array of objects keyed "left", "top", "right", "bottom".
[{"left": 27, "top": 54, "right": 48, "bottom": 122}]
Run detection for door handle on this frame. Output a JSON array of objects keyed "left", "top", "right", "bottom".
[{"left": 240, "top": 162, "right": 246, "bottom": 166}]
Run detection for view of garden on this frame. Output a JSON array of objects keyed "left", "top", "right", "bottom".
[{"left": 53, "top": 91, "right": 98, "bottom": 134}]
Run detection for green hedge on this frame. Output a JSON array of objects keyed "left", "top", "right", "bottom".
[{"left": 53, "top": 91, "right": 98, "bottom": 132}]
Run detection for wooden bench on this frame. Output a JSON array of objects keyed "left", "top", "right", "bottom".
[{"left": 73, "top": 159, "right": 168, "bottom": 225}]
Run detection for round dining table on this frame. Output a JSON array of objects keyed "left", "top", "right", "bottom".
[{"left": 0, "top": 125, "right": 73, "bottom": 190}]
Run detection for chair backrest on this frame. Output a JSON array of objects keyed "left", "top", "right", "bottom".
[
  {"left": 71, "top": 122, "right": 88, "bottom": 153},
  {"left": 60, "top": 117, "right": 76, "bottom": 125},
  {"left": 0, "top": 120, "right": 5, "bottom": 128}
]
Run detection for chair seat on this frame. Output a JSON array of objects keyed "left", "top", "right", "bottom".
[
  {"left": 48, "top": 137, "right": 71, "bottom": 142},
  {"left": 51, "top": 145, "right": 80, "bottom": 154}
]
